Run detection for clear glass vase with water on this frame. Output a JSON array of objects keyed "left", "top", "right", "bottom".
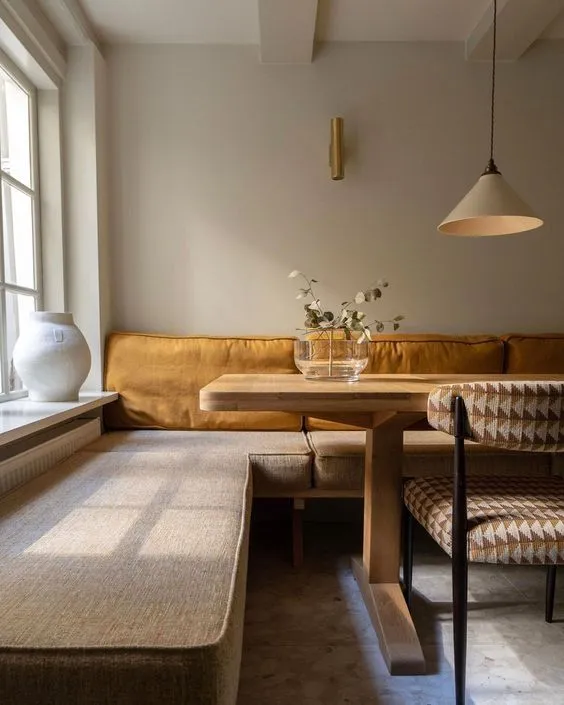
[{"left": 294, "top": 330, "right": 369, "bottom": 382}]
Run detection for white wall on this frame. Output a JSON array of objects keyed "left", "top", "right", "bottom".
[
  {"left": 63, "top": 44, "right": 110, "bottom": 390},
  {"left": 107, "top": 41, "right": 564, "bottom": 336}
]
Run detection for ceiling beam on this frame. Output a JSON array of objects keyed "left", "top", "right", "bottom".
[
  {"left": 258, "top": 0, "right": 318, "bottom": 64},
  {"left": 466, "top": 0, "right": 564, "bottom": 61},
  {"left": 39, "top": 0, "right": 101, "bottom": 50}
]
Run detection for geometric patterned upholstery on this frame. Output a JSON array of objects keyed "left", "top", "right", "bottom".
[
  {"left": 404, "top": 475, "right": 564, "bottom": 564},
  {"left": 427, "top": 382, "right": 564, "bottom": 452}
]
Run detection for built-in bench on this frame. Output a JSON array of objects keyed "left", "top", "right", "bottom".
[
  {"left": 0, "top": 434, "right": 252, "bottom": 705},
  {"left": 1, "top": 330, "right": 564, "bottom": 704}
]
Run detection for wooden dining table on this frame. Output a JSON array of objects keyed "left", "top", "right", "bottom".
[{"left": 199, "top": 372, "right": 564, "bottom": 676}]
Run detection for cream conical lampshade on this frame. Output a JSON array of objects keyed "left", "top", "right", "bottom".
[{"left": 438, "top": 172, "right": 543, "bottom": 236}]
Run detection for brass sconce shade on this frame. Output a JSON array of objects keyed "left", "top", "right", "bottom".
[
  {"left": 330, "top": 117, "right": 344, "bottom": 180},
  {"left": 438, "top": 0, "right": 543, "bottom": 236}
]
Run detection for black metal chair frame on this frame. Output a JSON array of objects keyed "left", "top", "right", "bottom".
[{"left": 402, "top": 395, "right": 559, "bottom": 705}]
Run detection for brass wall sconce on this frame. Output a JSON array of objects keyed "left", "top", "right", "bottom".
[{"left": 330, "top": 117, "right": 344, "bottom": 180}]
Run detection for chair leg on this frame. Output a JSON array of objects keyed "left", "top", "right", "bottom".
[
  {"left": 292, "top": 498, "right": 305, "bottom": 568},
  {"left": 402, "top": 505, "right": 414, "bottom": 609},
  {"left": 546, "top": 565, "right": 557, "bottom": 624},
  {"left": 452, "top": 548, "right": 468, "bottom": 705}
]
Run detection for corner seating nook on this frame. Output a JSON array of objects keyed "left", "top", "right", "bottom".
[{"left": 0, "top": 332, "right": 563, "bottom": 704}]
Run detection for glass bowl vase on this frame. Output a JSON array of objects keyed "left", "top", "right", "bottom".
[{"left": 294, "top": 332, "right": 369, "bottom": 382}]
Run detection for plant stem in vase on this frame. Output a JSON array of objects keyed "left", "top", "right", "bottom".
[
  {"left": 328, "top": 328, "right": 333, "bottom": 377},
  {"left": 288, "top": 270, "right": 405, "bottom": 382}
]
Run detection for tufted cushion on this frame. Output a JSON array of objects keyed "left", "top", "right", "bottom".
[{"left": 404, "top": 475, "right": 564, "bottom": 564}]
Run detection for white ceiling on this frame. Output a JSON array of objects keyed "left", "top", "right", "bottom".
[
  {"left": 58, "top": 0, "right": 564, "bottom": 45},
  {"left": 77, "top": 0, "right": 259, "bottom": 44},
  {"left": 317, "top": 0, "right": 492, "bottom": 42}
]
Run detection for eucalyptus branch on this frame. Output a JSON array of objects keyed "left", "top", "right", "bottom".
[{"left": 288, "top": 270, "right": 404, "bottom": 338}]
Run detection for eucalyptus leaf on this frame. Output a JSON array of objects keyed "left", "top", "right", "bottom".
[{"left": 290, "top": 271, "right": 404, "bottom": 338}]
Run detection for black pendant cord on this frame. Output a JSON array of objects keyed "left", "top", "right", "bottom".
[{"left": 483, "top": 0, "right": 500, "bottom": 176}]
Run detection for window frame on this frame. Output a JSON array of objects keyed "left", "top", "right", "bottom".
[{"left": 0, "top": 48, "right": 42, "bottom": 402}]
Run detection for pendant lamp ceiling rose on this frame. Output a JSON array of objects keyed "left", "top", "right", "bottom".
[{"left": 437, "top": 0, "right": 543, "bottom": 236}]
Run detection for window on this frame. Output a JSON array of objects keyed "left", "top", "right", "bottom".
[{"left": 0, "top": 51, "right": 40, "bottom": 401}]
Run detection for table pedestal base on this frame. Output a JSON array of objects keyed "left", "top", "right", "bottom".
[{"left": 352, "top": 556, "right": 426, "bottom": 675}]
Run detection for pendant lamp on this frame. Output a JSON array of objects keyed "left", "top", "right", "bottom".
[{"left": 438, "top": 0, "right": 543, "bottom": 236}]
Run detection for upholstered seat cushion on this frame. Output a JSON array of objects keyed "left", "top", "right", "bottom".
[
  {"left": 87, "top": 430, "right": 313, "bottom": 494},
  {"left": 0, "top": 448, "right": 251, "bottom": 705},
  {"left": 308, "top": 431, "right": 551, "bottom": 491},
  {"left": 104, "top": 332, "right": 301, "bottom": 431},
  {"left": 404, "top": 475, "right": 564, "bottom": 564}
]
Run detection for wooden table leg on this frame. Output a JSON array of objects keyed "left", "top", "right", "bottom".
[{"left": 353, "top": 414, "right": 426, "bottom": 676}]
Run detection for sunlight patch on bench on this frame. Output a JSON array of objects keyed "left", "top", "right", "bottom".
[
  {"left": 139, "top": 509, "right": 237, "bottom": 557},
  {"left": 172, "top": 475, "right": 243, "bottom": 507},
  {"left": 83, "top": 476, "right": 165, "bottom": 507},
  {"left": 24, "top": 508, "right": 140, "bottom": 555}
]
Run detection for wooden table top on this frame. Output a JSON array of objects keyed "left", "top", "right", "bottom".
[{"left": 199, "top": 373, "right": 564, "bottom": 413}]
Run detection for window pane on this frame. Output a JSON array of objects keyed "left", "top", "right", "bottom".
[
  {"left": 0, "top": 69, "right": 31, "bottom": 188},
  {"left": 5, "top": 290, "right": 35, "bottom": 392},
  {"left": 0, "top": 317, "right": 3, "bottom": 394},
  {"left": 2, "top": 181, "right": 35, "bottom": 289}
]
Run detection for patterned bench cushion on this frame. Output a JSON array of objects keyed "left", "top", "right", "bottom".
[
  {"left": 404, "top": 475, "right": 564, "bottom": 564},
  {"left": 308, "top": 431, "right": 551, "bottom": 491}
]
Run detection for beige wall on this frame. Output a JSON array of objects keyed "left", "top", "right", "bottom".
[{"left": 107, "top": 41, "right": 564, "bottom": 336}]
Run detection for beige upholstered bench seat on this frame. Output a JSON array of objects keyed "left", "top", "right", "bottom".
[
  {"left": 0, "top": 443, "right": 251, "bottom": 705},
  {"left": 87, "top": 430, "right": 313, "bottom": 494},
  {"left": 307, "top": 430, "right": 552, "bottom": 491}
]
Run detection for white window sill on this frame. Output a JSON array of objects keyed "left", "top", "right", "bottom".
[{"left": 0, "top": 392, "right": 118, "bottom": 447}]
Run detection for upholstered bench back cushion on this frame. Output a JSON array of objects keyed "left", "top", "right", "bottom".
[
  {"left": 104, "top": 332, "right": 301, "bottom": 431},
  {"left": 503, "top": 333, "right": 564, "bottom": 373},
  {"left": 307, "top": 334, "right": 504, "bottom": 431}
]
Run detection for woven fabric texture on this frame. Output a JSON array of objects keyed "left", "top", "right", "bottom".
[
  {"left": 307, "top": 431, "right": 550, "bottom": 490},
  {"left": 404, "top": 475, "right": 564, "bottom": 564},
  {"left": 87, "top": 430, "right": 313, "bottom": 494},
  {"left": 0, "top": 447, "right": 251, "bottom": 705},
  {"left": 427, "top": 381, "right": 564, "bottom": 452}
]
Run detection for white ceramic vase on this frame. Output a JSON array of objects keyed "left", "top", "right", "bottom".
[{"left": 12, "top": 312, "right": 91, "bottom": 402}]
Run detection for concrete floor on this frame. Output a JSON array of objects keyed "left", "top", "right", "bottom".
[{"left": 237, "top": 513, "right": 564, "bottom": 705}]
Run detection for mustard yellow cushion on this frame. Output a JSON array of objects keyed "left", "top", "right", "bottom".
[
  {"left": 503, "top": 334, "right": 564, "bottom": 374},
  {"left": 307, "top": 334, "right": 504, "bottom": 431},
  {"left": 104, "top": 332, "right": 302, "bottom": 431}
]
